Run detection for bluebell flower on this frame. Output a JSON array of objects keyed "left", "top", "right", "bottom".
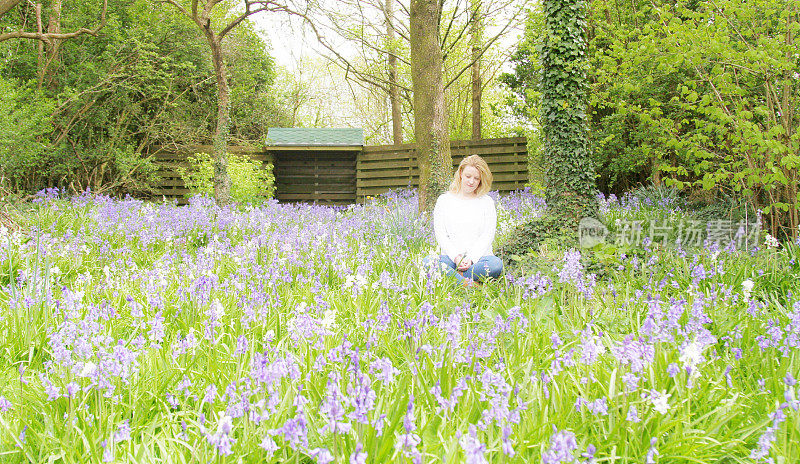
[
  {"left": 542, "top": 429, "right": 578, "bottom": 464},
  {"left": 645, "top": 437, "right": 658, "bottom": 464},
  {"left": 0, "top": 396, "right": 12, "bottom": 413},
  {"left": 349, "top": 443, "right": 367, "bottom": 464},
  {"left": 626, "top": 405, "right": 641, "bottom": 423},
  {"left": 459, "top": 425, "right": 487, "bottom": 464},
  {"left": 114, "top": 420, "right": 131, "bottom": 442}
]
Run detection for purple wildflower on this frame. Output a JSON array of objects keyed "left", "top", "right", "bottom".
[
  {"left": 626, "top": 405, "right": 641, "bottom": 423},
  {"left": 102, "top": 445, "right": 114, "bottom": 463},
  {"left": 203, "top": 384, "right": 217, "bottom": 405},
  {"left": 622, "top": 373, "right": 640, "bottom": 391},
  {"left": 0, "top": 396, "right": 12, "bottom": 413},
  {"left": 459, "top": 426, "right": 487, "bottom": 464},
  {"left": 114, "top": 420, "right": 131, "bottom": 442},
  {"left": 309, "top": 448, "right": 334, "bottom": 464},
  {"left": 235, "top": 335, "right": 249, "bottom": 356},
  {"left": 558, "top": 249, "right": 583, "bottom": 283},
  {"left": 319, "top": 377, "right": 352, "bottom": 435},
  {"left": 347, "top": 372, "right": 376, "bottom": 425},
  {"left": 542, "top": 429, "right": 578, "bottom": 464},
  {"left": 395, "top": 396, "right": 421, "bottom": 458},
  {"left": 18, "top": 425, "right": 27, "bottom": 447},
  {"left": 349, "top": 443, "right": 367, "bottom": 464},
  {"left": 551, "top": 332, "right": 563, "bottom": 349},
  {"left": 370, "top": 357, "right": 400, "bottom": 385},
  {"left": 206, "top": 414, "right": 236, "bottom": 456},
  {"left": 645, "top": 438, "right": 658, "bottom": 464},
  {"left": 260, "top": 436, "right": 279, "bottom": 457},
  {"left": 666, "top": 363, "right": 680, "bottom": 377},
  {"left": 501, "top": 426, "right": 515, "bottom": 457},
  {"left": 587, "top": 397, "right": 609, "bottom": 415}
]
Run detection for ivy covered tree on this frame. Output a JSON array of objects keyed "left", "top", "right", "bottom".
[{"left": 540, "top": 0, "right": 597, "bottom": 225}]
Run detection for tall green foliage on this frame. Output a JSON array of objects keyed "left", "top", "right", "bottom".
[
  {"left": 506, "top": 0, "right": 799, "bottom": 239},
  {"left": 0, "top": 77, "right": 54, "bottom": 191},
  {"left": 179, "top": 152, "right": 275, "bottom": 204},
  {"left": 0, "top": 0, "right": 291, "bottom": 196},
  {"left": 639, "top": 0, "right": 799, "bottom": 239},
  {"left": 540, "top": 0, "right": 597, "bottom": 224}
]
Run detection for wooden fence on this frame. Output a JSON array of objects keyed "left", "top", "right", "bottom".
[
  {"left": 150, "top": 137, "right": 528, "bottom": 204},
  {"left": 357, "top": 137, "right": 528, "bottom": 202}
]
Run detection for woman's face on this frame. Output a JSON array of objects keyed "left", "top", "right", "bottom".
[{"left": 459, "top": 165, "right": 481, "bottom": 195}]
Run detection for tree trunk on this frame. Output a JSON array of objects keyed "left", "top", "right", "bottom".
[
  {"left": 386, "top": 0, "right": 403, "bottom": 145},
  {"left": 410, "top": 0, "right": 451, "bottom": 212},
  {"left": 36, "top": 2, "right": 44, "bottom": 87},
  {"left": 470, "top": 0, "right": 482, "bottom": 140},
  {"left": 0, "top": 0, "right": 23, "bottom": 18},
  {"left": 207, "top": 33, "right": 232, "bottom": 205},
  {"left": 43, "top": 0, "right": 62, "bottom": 88}
]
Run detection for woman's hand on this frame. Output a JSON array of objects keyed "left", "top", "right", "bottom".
[{"left": 455, "top": 254, "right": 472, "bottom": 271}]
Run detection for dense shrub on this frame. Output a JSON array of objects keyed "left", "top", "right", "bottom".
[{"left": 179, "top": 152, "right": 275, "bottom": 204}]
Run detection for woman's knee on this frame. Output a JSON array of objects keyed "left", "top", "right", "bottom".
[{"left": 485, "top": 255, "right": 503, "bottom": 278}]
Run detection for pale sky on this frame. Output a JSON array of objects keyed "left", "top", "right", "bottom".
[{"left": 254, "top": 13, "right": 316, "bottom": 72}]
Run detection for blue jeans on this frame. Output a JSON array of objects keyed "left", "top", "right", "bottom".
[{"left": 425, "top": 254, "right": 503, "bottom": 283}]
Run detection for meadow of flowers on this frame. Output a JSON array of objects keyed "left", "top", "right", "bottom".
[{"left": 0, "top": 188, "right": 798, "bottom": 463}]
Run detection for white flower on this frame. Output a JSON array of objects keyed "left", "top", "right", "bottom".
[
  {"left": 216, "top": 413, "right": 233, "bottom": 435},
  {"left": 208, "top": 299, "right": 226, "bottom": 319},
  {"left": 764, "top": 233, "right": 779, "bottom": 249},
  {"left": 741, "top": 279, "right": 754, "bottom": 300},
  {"left": 80, "top": 361, "right": 98, "bottom": 378},
  {"left": 679, "top": 342, "right": 705, "bottom": 370},
  {"left": 322, "top": 309, "right": 337, "bottom": 330},
  {"left": 343, "top": 273, "right": 367, "bottom": 290},
  {"left": 651, "top": 390, "right": 671, "bottom": 414}
]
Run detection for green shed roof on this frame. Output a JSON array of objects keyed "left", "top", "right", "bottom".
[{"left": 266, "top": 128, "right": 364, "bottom": 147}]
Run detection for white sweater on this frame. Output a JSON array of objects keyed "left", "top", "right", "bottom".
[{"left": 433, "top": 192, "right": 497, "bottom": 263}]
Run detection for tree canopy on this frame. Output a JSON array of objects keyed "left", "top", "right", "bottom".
[{"left": 0, "top": 0, "right": 292, "bottom": 195}]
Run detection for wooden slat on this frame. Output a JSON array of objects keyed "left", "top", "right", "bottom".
[
  {"left": 275, "top": 169, "right": 356, "bottom": 178},
  {"left": 152, "top": 188, "right": 192, "bottom": 196},
  {"left": 278, "top": 184, "right": 355, "bottom": 193},
  {"left": 277, "top": 193, "right": 356, "bottom": 201},
  {"left": 358, "top": 177, "right": 418, "bottom": 188},
  {"left": 156, "top": 179, "right": 188, "bottom": 187},
  {"left": 277, "top": 159, "right": 355, "bottom": 168},
  {"left": 357, "top": 159, "right": 414, "bottom": 171},
  {"left": 358, "top": 151, "right": 414, "bottom": 162},
  {"left": 276, "top": 182, "right": 354, "bottom": 189},
  {"left": 277, "top": 174, "right": 355, "bottom": 182}
]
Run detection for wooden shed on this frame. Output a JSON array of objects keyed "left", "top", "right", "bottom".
[{"left": 266, "top": 128, "right": 362, "bottom": 204}]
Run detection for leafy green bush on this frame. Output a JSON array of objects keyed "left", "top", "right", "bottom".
[
  {"left": 0, "top": 77, "right": 55, "bottom": 192},
  {"left": 499, "top": 214, "right": 579, "bottom": 268},
  {"left": 179, "top": 152, "right": 275, "bottom": 203}
]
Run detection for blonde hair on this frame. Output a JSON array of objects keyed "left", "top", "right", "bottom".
[{"left": 448, "top": 154, "right": 492, "bottom": 196}]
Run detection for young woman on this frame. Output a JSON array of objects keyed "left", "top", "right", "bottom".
[{"left": 429, "top": 154, "right": 503, "bottom": 285}]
